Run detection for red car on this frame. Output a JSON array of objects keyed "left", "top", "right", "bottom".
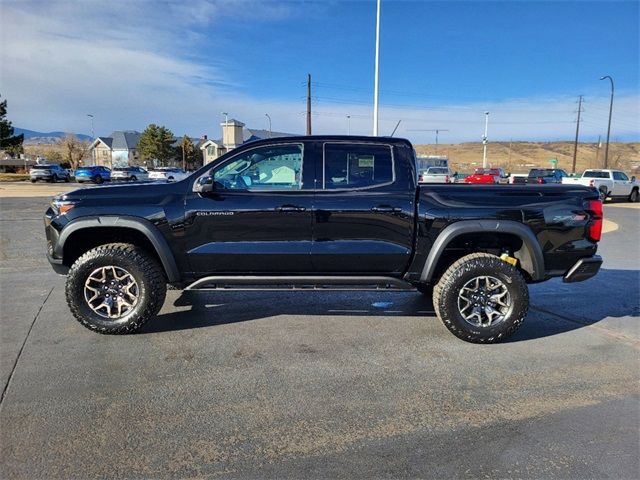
[{"left": 464, "top": 168, "right": 507, "bottom": 184}]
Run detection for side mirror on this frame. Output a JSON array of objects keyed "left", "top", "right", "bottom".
[
  {"left": 194, "top": 175, "right": 214, "bottom": 193},
  {"left": 632, "top": 176, "right": 637, "bottom": 182}
]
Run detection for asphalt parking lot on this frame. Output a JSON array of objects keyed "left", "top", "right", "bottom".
[{"left": 0, "top": 184, "right": 639, "bottom": 479}]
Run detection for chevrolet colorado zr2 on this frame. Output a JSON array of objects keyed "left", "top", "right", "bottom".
[{"left": 45, "top": 136, "right": 603, "bottom": 343}]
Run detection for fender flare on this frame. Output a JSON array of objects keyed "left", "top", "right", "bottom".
[
  {"left": 420, "top": 220, "right": 545, "bottom": 282},
  {"left": 56, "top": 215, "right": 180, "bottom": 283}
]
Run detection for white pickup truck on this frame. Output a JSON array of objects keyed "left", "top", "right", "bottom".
[
  {"left": 562, "top": 169, "right": 639, "bottom": 202},
  {"left": 418, "top": 166, "right": 453, "bottom": 183}
]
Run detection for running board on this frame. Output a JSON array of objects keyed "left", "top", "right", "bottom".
[{"left": 185, "top": 276, "right": 415, "bottom": 291}]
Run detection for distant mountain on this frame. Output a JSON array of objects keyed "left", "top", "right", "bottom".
[{"left": 14, "top": 128, "right": 92, "bottom": 145}]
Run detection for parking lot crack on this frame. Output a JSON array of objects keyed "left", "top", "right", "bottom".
[{"left": 0, "top": 286, "right": 55, "bottom": 408}]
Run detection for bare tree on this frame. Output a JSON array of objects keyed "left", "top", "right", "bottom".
[{"left": 60, "top": 134, "right": 89, "bottom": 169}]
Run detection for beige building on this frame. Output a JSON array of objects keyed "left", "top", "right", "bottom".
[
  {"left": 200, "top": 119, "right": 296, "bottom": 165},
  {"left": 89, "top": 131, "right": 142, "bottom": 167}
]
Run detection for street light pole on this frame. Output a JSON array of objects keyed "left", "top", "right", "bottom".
[
  {"left": 372, "top": 0, "right": 381, "bottom": 136},
  {"left": 600, "top": 75, "right": 614, "bottom": 169},
  {"left": 482, "top": 111, "right": 490, "bottom": 168},
  {"left": 347, "top": 115, "right": 351, "bottom": 135},
  {"left": 265, "top": 113, "right": 272, "bottom": 138},
  {"left": 87, "top": 114, "right": 94, "bottom": 139}
]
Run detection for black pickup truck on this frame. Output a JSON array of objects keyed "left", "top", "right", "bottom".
[{"left": 45, "top": 136, "right": 603, "bottom": 343}]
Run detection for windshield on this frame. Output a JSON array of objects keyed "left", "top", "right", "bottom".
[
  {"left": 75, "top": 167, "right": 93, "bottom": 172},
  {"left": 32, "top": 165, "right": 53, "bottom": 170},
  {"left": 474, "top": 168, "right": 498, "bottom": 175},
  {"left": 426, "top": 167, "right": 448, "bottom": 174}
]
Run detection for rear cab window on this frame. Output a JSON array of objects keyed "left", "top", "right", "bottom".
[
  {"left": 583, "top": 171, "right": 610, "bottom": 179},
  {"left": 323, "top": 143, "right": 393, "bottom": 190}
]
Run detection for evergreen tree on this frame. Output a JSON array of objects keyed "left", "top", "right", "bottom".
[
  {"left": 138, "top": 124, "right": 175, "bottom": 166},
  {"left": 0, "top": 95, "right": 24, "bottom": 156}
]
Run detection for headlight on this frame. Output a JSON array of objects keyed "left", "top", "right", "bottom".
[{"left": 51, "top": 197, "right": 78, "bottom": 215}]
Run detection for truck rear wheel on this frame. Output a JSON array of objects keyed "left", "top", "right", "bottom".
[
  {"left": 629, "top": 188, "right": 639, "bottom": 203},
  {"left": 65, "top": 243, "right": 167, "bottom": 334},
  {"left": 433, "top": 253, "right": 528, "bottom": 343}
]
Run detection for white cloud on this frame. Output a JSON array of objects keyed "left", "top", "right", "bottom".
[{"left": 0, "top": 0, "right": 637, "bottom": 143}]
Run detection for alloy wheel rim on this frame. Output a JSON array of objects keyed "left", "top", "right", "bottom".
[
  {"left": 457, "top": 275, "right": 511, "bottom": 327},
  {"left": 84, "top": 266, "right": 139, "bottom": 319}
]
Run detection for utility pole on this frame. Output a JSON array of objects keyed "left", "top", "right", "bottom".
[
  {"left": 600, "top": 75, "right": 614, "bottom": 168},
  {"left": 482, "top": 111, "right": 490, "bottom": 168},
  {"left": 306, "top": 74, "right": 312, "bottom": 135},
  {"left": 595, "top": 135, "right": 601, "bottom": 168},
  {"left": 508, "top": 138, "right": 513, "bottom": 170},
  {"left": 571, "top": 95, "right": 584, "bottom": 174},
  {"left": 406, "top": 129, "right": 449, "bottom": 154},
  {"left": 372, "top": 0, "right": 381, "bottom": 136},
  {"left": 346, "top": 115, "right": 351, "bottom": 135}
]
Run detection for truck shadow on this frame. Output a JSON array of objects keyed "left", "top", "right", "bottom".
[{"left": 141, "top": 268, "right": 639, "bottom": 342}]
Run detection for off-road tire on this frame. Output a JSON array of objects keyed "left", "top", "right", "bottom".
[
  {"left": 433, "top": 253, "right": 529, "bottom": 343},
  {"left": 599, "top": 186, "right": 608, "bottom": 201},
  {"left": 65, "top": 243, "right": 167, "bottom": 334},
  {"left": 629, "top": 188, "right": 639, "bottom": 203}
]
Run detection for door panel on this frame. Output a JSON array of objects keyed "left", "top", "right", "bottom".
[
  {"left": 311, "top": 142, "right": 415, "bottom": 275},
  {"left": 183, "top": 142, "right": 314, "bottom": 274},
  {"left": 184, "top": 191, "right": 313, "bottom": 273}
]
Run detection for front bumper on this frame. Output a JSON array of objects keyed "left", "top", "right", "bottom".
[
  {"left": 563, "top": 255, "right": 602, "bottom": 283},
  {"left": 46, "top": 252, "right": 69, "bottom": 275}
]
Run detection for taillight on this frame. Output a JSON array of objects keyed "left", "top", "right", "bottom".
[
  {"left": 419, "top": 175, "right": 424, "bottom": 183},
  {"left": 445, "top": 175, "right": 449, "bottom": 183},
  {"left": 537, "top": 177, "right": 544, "bottom": 184},
  {"left": 586, "top": 199, "right": 603, "bottom": 242},
  {"left": 589, "top": 179, "right": 595, "bottom": 187}
]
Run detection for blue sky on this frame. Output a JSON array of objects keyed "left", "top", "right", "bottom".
[{"left": 1, "top": 0, "right": 638, "bottom": 143}]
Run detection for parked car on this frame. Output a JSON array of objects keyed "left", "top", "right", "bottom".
[
  {"left": 30, "top": 164, "right": 71, "bottom": 183},
  {"left": 418, "top": 167, "right": 452, "bottom": 183},
  {"left": 74, "top": 166, "right": 111, "bottom": 184},
  {"left": 45, "top": 135, "right": 603, "bottom": 344},
  {"left": 509, "top": 173, "right": 528, "bottom": 184},
  {"left": 464, "top": 168, "right": 507, "bottom": 184},
  {"left": 562, "top": 169, "right": 639, "bottom": 201},
  {"left": 111, "top": 166, "right": 150, "bottom": 182},
  {"left": 148, "top": 167, "right": 189, "bottom": 182},
  {"left": 526, "top": 168, "right": 569, "bottom": 184}
]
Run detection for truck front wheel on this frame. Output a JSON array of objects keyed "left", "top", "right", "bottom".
[
  {"left": 433, "top": 253, "right": 529, "bottom": 343},
  {"left": 65, "top": 243, "right": 167, "bottom": 334}
]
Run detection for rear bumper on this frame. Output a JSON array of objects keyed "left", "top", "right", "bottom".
[{"left": 563, "top": 255, "right": 602, "bottom": 283}]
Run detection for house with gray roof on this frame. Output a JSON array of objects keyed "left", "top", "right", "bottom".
[
  {"left": 89, "top": 130, "right": 141, "bottom": 167},
  {"left": 200, "top": 119, "right": 297, "bottom": 165}
]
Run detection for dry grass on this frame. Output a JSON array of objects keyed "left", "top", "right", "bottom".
[
  {"left": 415, "top": 141, "right": 640, "bottom": 174},
  {"left": 0, "top": 173, "right": 30, "bottom": 182}
]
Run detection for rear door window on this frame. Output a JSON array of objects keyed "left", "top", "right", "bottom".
[{"left": 323, "top": 143, "right": 393, "bottom": 190}]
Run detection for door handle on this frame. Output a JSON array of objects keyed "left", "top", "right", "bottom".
[
  {"left": 371, "top": 205, "right": 402, "bottom": 213},
  {"left": 277, "top": 205, "right": 306, "bottom": 212}
]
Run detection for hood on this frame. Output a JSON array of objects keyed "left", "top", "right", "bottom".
[{"left": 57, "top": 179, "right": 187, "bottom": 202}]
